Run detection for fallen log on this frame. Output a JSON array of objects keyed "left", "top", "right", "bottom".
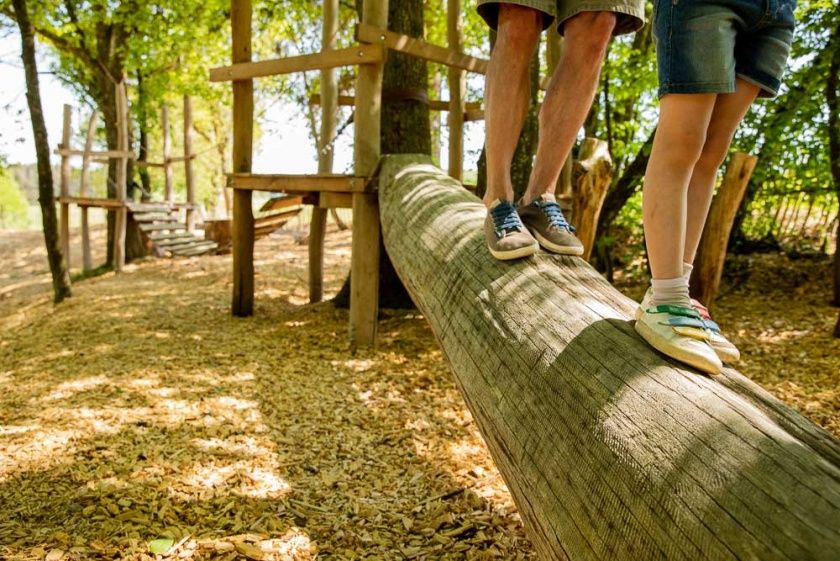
[{"left": 378, "top": 154, "right": 840, "bottom": 561}]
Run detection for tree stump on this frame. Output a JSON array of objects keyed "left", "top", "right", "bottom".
[
  {"left": 379, "top": 153, "right": 840, "bottom": 561},
  {"left": 690, "top": 152, "right": 758, "bottom": 309},
  {"left": 572, "top": 138, "right": 612, "bottom": 261}
]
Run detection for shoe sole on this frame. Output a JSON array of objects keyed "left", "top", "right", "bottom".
[
  {"left": 634, "top": 319, "right": 722, "bottom": 375},
  {"left": 635, "top": 306, "right": 740, "bottom": 364},
  {"left": 529, "top": 229, "right": 585, "bottom": 256},
  {"left": 488, "top": 242, "right": 539, "bottom": 261}
]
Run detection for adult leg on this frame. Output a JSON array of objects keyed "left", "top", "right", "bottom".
[
  {"left": 483, "top": 4, "right": 542, "bottom": 207},
  {"left": 521, "top": 11, "right": 616, "bottom": 204},
  {"left": 683, "top": 78, "right": 760, "bottom": 264},
  {"left": 643, "top": 93, "right": 717, "bottom": 285}
]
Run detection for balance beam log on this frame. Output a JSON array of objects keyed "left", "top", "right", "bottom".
[{"left": 378, "top": 154, "right": 840, "bottom": 561}]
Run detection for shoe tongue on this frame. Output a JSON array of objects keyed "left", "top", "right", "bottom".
[{"left": 489, "top": 199, "right": 510, "bottom": 210}]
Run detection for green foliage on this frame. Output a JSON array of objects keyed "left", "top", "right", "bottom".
[{"left": 0, "top": 166, "right": 30, "bottom": 230}]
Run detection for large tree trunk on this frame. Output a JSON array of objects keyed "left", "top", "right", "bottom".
[
  {"left": 334, "top": 0, "right": 430, "bottom": 309},
  {"left": 379, "top": 154, "right": 840, "bottom": 561},
  {"left": 13, "top": 0, "right": 71, "bottom": 303},
  {"left": 826, "top": 23, "right": 840, "bottom": 307}
]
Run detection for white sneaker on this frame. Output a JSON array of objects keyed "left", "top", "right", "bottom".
[{"left": 635, "top": 303, "right": 723, "bottom": 375}]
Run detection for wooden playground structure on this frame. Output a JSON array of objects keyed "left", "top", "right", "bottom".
[
  {"left": 206, "top": 0, "right": 840, "bottom": 557},
  {"left": 56, "top": 85, "right": 220, "bottom": 275}
]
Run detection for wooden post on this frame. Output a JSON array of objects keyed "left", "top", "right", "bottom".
[
  {"left": 162, "top": 105, "right": 174, "bottom": 203},
  {"left": 690, "top": 151, "right": 758, "bottom": 308},
  {"left": 184, "top": 94, "right": 196, "bottom": 231},
  {"left": 231, "top": 0, "right": 255, "bottom": 316},
  {"left": 446, "top": 0, "right": 464, "bottom": 181},
  {"left": 79, "top": 110, "right": 98, "bottom": 272},
  {"left": 350, "top": 0, "right": 388, "bottom": 347},
  {"left": 59, "top": 104, "right": 72, "bottom": 271},
  {"left": 113, "top": 82, "right": 129, "bottom": 272},
  {"left": 571, "top": 138, "right": 613, "bottom": 260},
  {"left": 309, "top": 0, "right": 339, "bottom": 304}
]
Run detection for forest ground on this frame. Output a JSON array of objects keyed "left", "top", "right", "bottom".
[{"left": 1, "top": 223, "right": 838, "bottom": 560}]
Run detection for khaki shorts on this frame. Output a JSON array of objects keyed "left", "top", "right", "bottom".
[{"left": 477, "top": 0, "right": 646, "bottom": 36}]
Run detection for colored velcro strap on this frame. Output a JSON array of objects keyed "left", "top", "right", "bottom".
[
  {"left": 648, "top": 305, "right": 702, "bottom": 319},
  {"left": 672, "top": 326, "right": 711, "bottom": 342},
  {"left": 703, "top": 319, "right": 722, "bottom": 333},
  {"left": 664, "top": 316, "right": 708, "bottom": 330}
]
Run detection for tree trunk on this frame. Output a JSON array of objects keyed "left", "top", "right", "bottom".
[
  {"left": 825, "top": 23, "right": 840, "bottom": 306},
  {"left": 13, "top": 0, "right": 71, "bottom": 303},
  {"left": 379, "top": 153, "right": 840, "bottom": 561},
  {"left": 690, "top": 152, "right": 758, "bottom": 309},
  {"left": 335, "top": 0, "right": 430, "bottom": 309}
]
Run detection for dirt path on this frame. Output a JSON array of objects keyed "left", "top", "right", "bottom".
[{"left": 0, "top": 227, "right": 837, "bottom": 560}]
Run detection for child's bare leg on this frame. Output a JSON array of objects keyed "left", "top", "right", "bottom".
[
  {"left": 683, "top": 78, "right": 760, "bottom": 265},
  {"left": 643, "top": 93, "right": 716, "bottom": 303}
]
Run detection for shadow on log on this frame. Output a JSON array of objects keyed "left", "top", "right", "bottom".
[{"left": 378, "top": 154, "right": 840, "bottom": 561}]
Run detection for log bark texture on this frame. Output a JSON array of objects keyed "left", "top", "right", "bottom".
[{"left": 378, "top": 154, "right": 840, "bottom": 561}]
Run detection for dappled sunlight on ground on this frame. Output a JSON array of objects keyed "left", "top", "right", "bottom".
[{"left": 0, "top": 225, "right": 533, "bottom": 560}]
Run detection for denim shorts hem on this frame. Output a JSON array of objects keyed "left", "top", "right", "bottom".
[
  {"left": 556, "top": 3, "right": 646, "bottom": 36},
  {"left": 736, "top": 71, "right": 779, "bottom": 99},
  {"left": 658, "top": 81, "right": 735, "bottom": 98}
]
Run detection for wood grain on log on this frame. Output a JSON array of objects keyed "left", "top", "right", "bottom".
[{"left": 378, "top": 154, "right": 840, "bottom": 561}]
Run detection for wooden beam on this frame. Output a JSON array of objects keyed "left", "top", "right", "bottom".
[
  {"left": 231, "top": 0, "right": 255, "bottom": 317},
  {"left": 309, "top": 93, "right": 481, "bottom": 113},
  {"left": 378, "top": 154, "right": 840, "bottom": 561},
  {"left": 133, "top": 160, "right": 166, "bottom": 168},
  {"left": 162, "top": 105, "right": 174, "bottom": 202},
  {"left": 184, "top": 95, "right": 196, "bottom": 231},
  {"left": 227, "top": 174, "right": 368, "bottom": 193},
  {"left": 349, "top": 0, "right": 388, "bottom": 348},
  {"left": 59, "top": 104, "right": 71, "bottom": 271},
  {"left": 446, "top": 0, "right": 465, "bottom": 181},
  {"left": 209, "top": 44, "right": 384, "bottom": 82},
  {"left": 58, "top": 196, "right": 125, "bottom": 209},
  {"left": 54, "top": 148, "right": 135, "bottom": 158},
  {"left": 319, "top": 192, "right": 353, "bottom": 209},
  {"left": 358, "top": 23, "right": 488, "bottom": 74},
  {"left": 79, "top": 110, "right": 98, "bottom": 272},
  {"left": 310, "top": 0, "right": 339, "bottom": 305},
  {"left": 113, "top": 82, "right": 129, "bottom": 273}
]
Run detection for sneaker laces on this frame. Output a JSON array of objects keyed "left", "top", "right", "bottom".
[
  {"left": 537, "top": 199, "right": 575, "bottom": 232},
  {"left": 490, "top": 201, "right": 523, "bottom": 237}
]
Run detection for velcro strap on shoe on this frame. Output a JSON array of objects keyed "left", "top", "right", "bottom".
[
  {"left": 672, "top": 325, "right": 711, "bottom": 342},
  {"left": 663, "top": 316, "right": 708, "bottom": 330},
  {"left": 703, "top": 319, "right": 722, "bottom": 333},
  {"left": 648, "top": 305, "right": 702, "bottom": 319}
]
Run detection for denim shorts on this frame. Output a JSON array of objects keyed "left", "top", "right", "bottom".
[
  {"left": 477, "top": 0, "right": 646, "bottom": 37},
  {"left": 653, "top": 0, "right": 796, "bottom": 98}
]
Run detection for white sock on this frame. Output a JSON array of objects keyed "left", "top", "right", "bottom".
[
  {"left": 650, "top": 276, "right": 691, "bottom": 307},
  {"left": 682, "top": 262, "right": 694, "bottom": 282}
]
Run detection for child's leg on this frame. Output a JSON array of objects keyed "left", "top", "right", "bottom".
[
  {"left": 684, "top": 78, "right": 760, "bottom": 265},
  {"left": 643, "top": 93, "right": 716, "bottom": 304}
]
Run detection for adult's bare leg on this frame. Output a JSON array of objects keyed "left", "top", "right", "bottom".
[
  {"left": 522, "top": 11, "right": 616, "bottom": 204},
  {"left": 483, "top": 4, "right": 542, "bottom": 207}
]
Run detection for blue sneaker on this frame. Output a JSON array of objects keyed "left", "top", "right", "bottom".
[{"left": 483, "top": 199, "right": 538, "bottom": 261}]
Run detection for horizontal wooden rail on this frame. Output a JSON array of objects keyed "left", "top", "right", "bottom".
[
  {"left": 227, "top": 173, "right": 370, "bottom": 194},
  {"left": 209, "top": 44, "right": 385, "bottom": 82},
  {"left": 308, "top": 94, "right": 482, "bottom": 113},
  {"left": 58, "top": 196, "right": 125, "bottom": 209},
  {"left": 55, "top": 148, "right": 135, "bottom": 159},
  {"left": 357, "top": 23, "right": 488, "bottom": 74}
]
